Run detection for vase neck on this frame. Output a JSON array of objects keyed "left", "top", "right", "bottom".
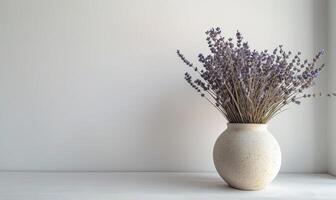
[{"left": 227, "top": 123, "right": 267, "bottom": 131}]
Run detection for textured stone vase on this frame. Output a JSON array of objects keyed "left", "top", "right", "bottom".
[{"left": 213, "top": 123, "right": 281, "bottom": 190}]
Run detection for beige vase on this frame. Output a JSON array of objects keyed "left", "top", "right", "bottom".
[{"left": 213, "top": 123, "right": 281, "bottom": 190}]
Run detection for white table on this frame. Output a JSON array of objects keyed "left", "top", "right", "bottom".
[{"left": 0, "top": 172, "right": 335, "bottom": 200}]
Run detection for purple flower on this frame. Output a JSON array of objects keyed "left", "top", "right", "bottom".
[{"left": 177, "top": 28, "right": 327, "bottom": 123}]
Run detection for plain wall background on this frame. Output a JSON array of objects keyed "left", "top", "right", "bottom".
[
  {"left": 0, "top": 0, "right": 330, "bottom": 172},
  {"left": 328, "top": 0, "right": 336, "bottom": 176}
]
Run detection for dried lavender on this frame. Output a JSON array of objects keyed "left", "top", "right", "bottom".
[{"left": 177, "top": 28, "right": 331, "bottom": 123}]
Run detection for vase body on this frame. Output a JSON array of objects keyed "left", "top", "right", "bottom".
[{"left": 213, "top": 123, "right": 281, "bottom": 190}]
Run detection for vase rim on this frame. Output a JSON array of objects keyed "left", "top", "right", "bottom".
[{"left": 227, "top": 123, "right": 267, "bottom": 128}]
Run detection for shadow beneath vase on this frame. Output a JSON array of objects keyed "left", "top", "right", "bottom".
[{"left": 157, "top": 173, "right": 244, "bottom": 193}]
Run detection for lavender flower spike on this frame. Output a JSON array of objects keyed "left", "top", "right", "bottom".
[{"left": 177, "top": 28, "right": 329, "bottom": 123}]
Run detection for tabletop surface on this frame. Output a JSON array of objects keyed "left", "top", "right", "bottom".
[{"left": 0, "top": 172, "right": 335, "bottom": 200}]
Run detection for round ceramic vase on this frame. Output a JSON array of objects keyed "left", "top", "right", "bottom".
[{"left": 213, "top": 123, "right": 281, "bottom": 191}]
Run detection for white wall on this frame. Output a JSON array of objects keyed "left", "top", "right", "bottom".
[
  {"left": 327, "top": 0, "right": 336, "bottom": 176},
  {"left": 0, "top": 0, "right": 329, "bottom": 172}
]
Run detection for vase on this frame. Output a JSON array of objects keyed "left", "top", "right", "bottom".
[{"left": 213, "top": 123, "right": 281, "bottom": 190}]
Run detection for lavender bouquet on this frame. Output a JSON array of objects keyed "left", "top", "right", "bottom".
[{"left": 177, "top": 27, "right": 333, "bottom": 123}]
